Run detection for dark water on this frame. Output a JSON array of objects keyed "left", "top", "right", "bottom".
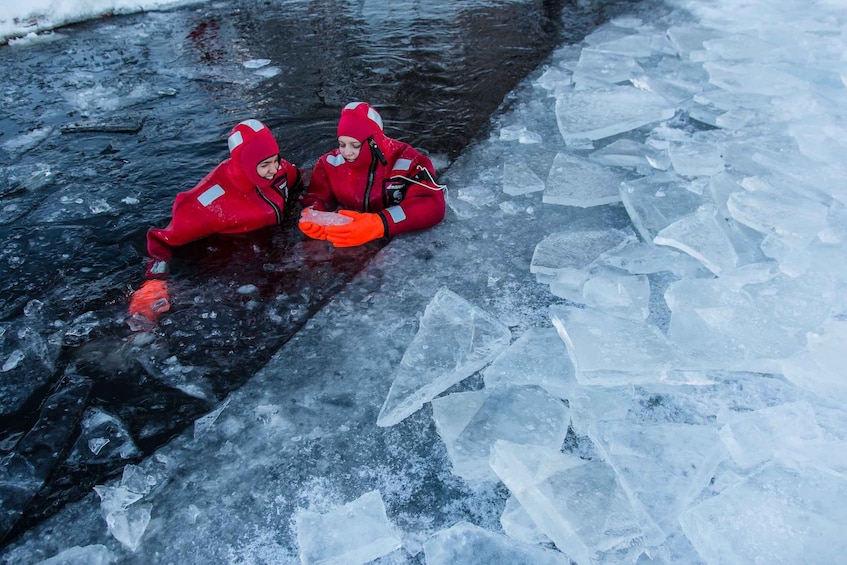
[{"left": 0, "top": 0, "right": 646, "bottom": 547}]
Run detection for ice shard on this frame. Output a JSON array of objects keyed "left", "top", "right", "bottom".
[{"left": 377, "top": 288, "right": 511, "bottom": 427}]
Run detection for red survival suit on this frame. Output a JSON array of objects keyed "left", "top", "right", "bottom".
[
  {"left": 129, "top": 119, "right": 301, "bottom": 328},
  {"left": 300, "top": 102, "right": 445, "bottom": 247}
]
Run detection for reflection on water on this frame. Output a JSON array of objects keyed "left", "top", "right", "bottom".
[{"left": 0, "top": 0, "right": 646, "bottom": 547}]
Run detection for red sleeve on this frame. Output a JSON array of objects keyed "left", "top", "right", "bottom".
[
  {"left": 278, "top": 159, "right": 303, "bottom": 198},
  {"left": 300, "top": 158, "right": 337, "bottom": 212},
  {"left": 380, "top": 148, "right": 445, "bottom": 237},
  {"left": 146, "top": 187, "right": 228, "bottom": 264}
]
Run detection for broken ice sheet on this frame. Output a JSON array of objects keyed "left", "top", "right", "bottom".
[
  {"left": 431, "top": 390, "right": 488, "bottom": 467},
  {"left": 703, "top": 60, "right": 808, "bottom": 97},
  {"left": 653, "top": 204, "right": 739, "bottom": 276},
  {"left": 589, "top": 31, "right": 655, "bottom": 58},
  {"left": 482, "top": 327, "right": 577, "bottom": 400},
  {"left": 295, "top": 490, "right": 401, "bottom": 565},
  {"left": 243, "top": 59, "right": 271, "bottom": 69},
  {"left": 500, "top": 494, "right": 551, "bottom": 545},
  {"left": 589, "top": 139, "right": 666, "bottom": 173},
  {"left": 619, "top": 172, "right": 706, "bottom": 242},
  {"left": 580, "top": 270, "right": 651, "bottom": 320},
  {"left": 499, "top": 124, "right": 542, "bottom": 144},
  {"left": 555, "top": 85, "right": 675, "bottom": 142},
  {"left": 423, "top": 521, "right": 569, "bottom": 565},
  {"left": 573, "top": 48, "right": 645, "bottom": 86},
  {"left": 665, "top": 274, "right": 832, "bottom": 372},
  {"left": 668, "top": 139, "right": 725, "bottom": 177},
  {"left": 530, "top": 228, "right": 634, "bottom": 278},
  {"left": 436, "top": 385, "right": 570, "bottom": 482},
  {"left": 543, "top": 152, "right": 626, "bottom": 207},
  {"left": 595, "top": 238, "right": 692, "bottom": 275},
  {"left": 193, "top": 397, "right": 232, "bottom": 440},
  {"left": 586, "top": 420, "right": 725, "bottom": 543},
  {"left": 377, "top": 288, "right": 510, "bottom": 427},
  {"left": 490, "top": 441, "right": 643, "bottom": 565},
  {"left": 70, "top": 407, "right": 139, "bottom": 464},
  {"left": 726, "top": 177, "right": 829, "bottom": 247},
  {"left": 679, "top": 462, "right": 847, "bottom": 565},
  {"left": 94, "top": 476, "right": 152, "bottom": 552},
  {"left": 550, "top": 305, "right": 688, "bottom": 385},
  {"left": 36, "top": 544, "right": 116, "bottom": 564},
  {"left": 780, "top": 317, "right": 847, "bottom": 405},
  {"left": 719, "top": 401, "right": 826, "bottom": 470},
  {"left": 503, "top": 156, "right": 545, "bottom": 196}
]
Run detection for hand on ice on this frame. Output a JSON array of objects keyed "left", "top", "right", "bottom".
[
  {"left": 324, "top": 210, "right": 386, "bottom": 247},
  {"left": 299, "top": 207, "right": 353, "bottom": 240},
  {"left": 128, "top": 279, "right": 170, "bottom": 331}
]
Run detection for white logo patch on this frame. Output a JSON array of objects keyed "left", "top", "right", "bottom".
[{"left": 327, "top": 154, "right": 346, "bottom": 167}]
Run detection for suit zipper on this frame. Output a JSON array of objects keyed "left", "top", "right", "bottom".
[
  {"left": 363, "top": 150, "right": 379, "bottom": 213},
  {"left": 255, "top": 187, "right": 282, "bottom": 224}
]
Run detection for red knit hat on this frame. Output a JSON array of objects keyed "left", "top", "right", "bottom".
[
  {"left": 227, "top": 119, "right": 279, "bottom": 188},
  {"left": 337, "top": 102, "right": 384, "bottom": 142}
]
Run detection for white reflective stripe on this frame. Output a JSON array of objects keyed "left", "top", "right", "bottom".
[
  {"left": 227, "top": 120, "right": 264, "bottom": 152},
  {"left": 385, "top": 205, "right": 406, "bottom": 223},
  {"left": 149, "top": 261, "right": 168, "bottom": 275},
  {"left": 240, "top": 119, "right": 264, "bottom": 132},
  {"left": 392, "top": 158, "right": 412, "bottom": 172},
  {"left": 227, "top": 130, "right": 243, "bottom": 152},
  {"left": 327, "top": 154, "right": 346, "bottom": 167},
  {"left": 197, "top": 184, "right": 225, "bottom": 206},
  {"left": 367, "top": 107, "right": 383, "bottom": 131},
  {"left": 342, "top": 102, "right": 383, "bottom": 131}
]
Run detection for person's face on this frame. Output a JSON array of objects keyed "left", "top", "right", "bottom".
[
  {"left": 256, "top": 154, "right": 281, "bottom": 180},
  {"left": 338, "top": 136, "right": 363, "bottom": 162}
]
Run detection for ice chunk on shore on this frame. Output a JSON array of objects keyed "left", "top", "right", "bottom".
[
  {"left": 679, "top": 463, "right": 847, "bottom": 564},
  {"left": 377, "top": 288, "right": 510, "bottom": 427},
  {"left": 619, "top": 172, "right": 705, "bottom": 242},
  {"left": 483, "top": 327, "right": 577, "bottom": 399},
  {"left": 550, "top": 305, "right": 686, "bottom": 385},
  {"left": 543, "top": 152, "right": 626, "bottom": 207},
  {"left": 555, "top": 86, "right": 675, "bottom": 141},
  {"left": 653, "top": 204, "right": 739, "bottom": 275},
  {"left": 423, "top": 521, "right": 569, "bottom": 565},
  {"left": 491, "top": 441, "right": 643, "bottom": 565},
  {"left": 446, "top": 385, "right": 570, "bottom": 482},
  {"left": 295, "top": 490, "right": 401, "bottom": 565}
]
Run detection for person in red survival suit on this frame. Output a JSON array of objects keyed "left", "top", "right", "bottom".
[
  {"left": 299, "top": 102, "right": 446, "bottom": 247},
  {"left": 127, "top": 119, "right": 302, "bottom": 330}
]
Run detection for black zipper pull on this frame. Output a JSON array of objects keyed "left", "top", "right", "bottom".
[{"left": 369, "top": 138, "right": 387, "bottom": 166}]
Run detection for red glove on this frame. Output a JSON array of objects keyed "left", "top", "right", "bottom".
[
  {"left": 324, "top": 210, "right": 386, "bottom": 247},
  {"left": 128, "top": 279, "right": 170, "bottom": 330}
]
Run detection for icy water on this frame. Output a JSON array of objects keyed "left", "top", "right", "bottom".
[{"left": 0, "top": 0, "right": 646, "bottom": 547}]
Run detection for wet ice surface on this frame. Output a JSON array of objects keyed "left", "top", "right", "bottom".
[{"left": 4, "top": 0, "right": 847, "bottom": 562}]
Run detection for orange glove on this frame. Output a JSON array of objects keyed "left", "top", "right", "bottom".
[
  {"left": 299, "top": 208, "right": 328, "bottom": 240},
  {"left": 128, "top": 279, "right": 170, "bottom": 330},
  {"left": 324, "top": 210, "right": 386, "bottom": 247},
  {"left": 299, "top": 220, "right": 327, "bottom": 240}
]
